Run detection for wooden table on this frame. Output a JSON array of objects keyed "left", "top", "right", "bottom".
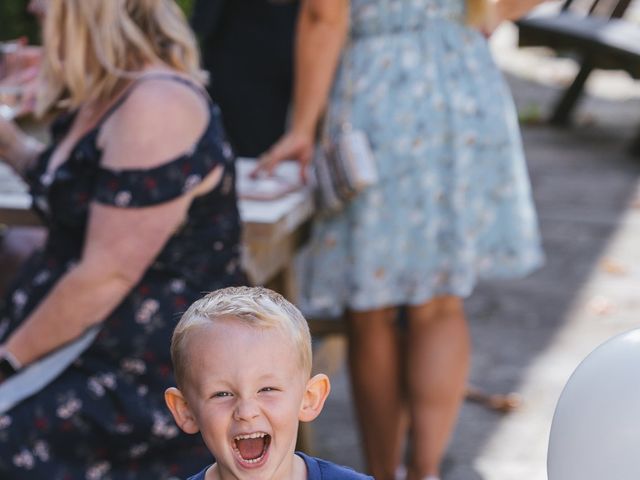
[
  {"left": 235, "top": 159, "right": 314, "bottom": 288},
  {"left": 0, "top": 157, "right": 314, "bottom": 289}
]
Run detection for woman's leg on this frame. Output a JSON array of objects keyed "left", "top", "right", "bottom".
[
  {"left": 405, "top": 296, "right": 471, "bottom": 480},
  {"left": 348, "top": 307, "right": 408, "bottom": 480}
]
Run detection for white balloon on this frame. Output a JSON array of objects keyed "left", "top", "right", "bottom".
[{"left": 548, "top": 328, "right": 640, "bottom": 480}]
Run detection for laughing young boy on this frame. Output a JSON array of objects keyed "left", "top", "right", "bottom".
[{"left": 165, "top": 286, "right": 372, "bottom": 480}]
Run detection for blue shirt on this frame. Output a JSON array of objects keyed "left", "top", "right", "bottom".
[{"left": 187, "top": 452, "right": 372, "bottom": 479}]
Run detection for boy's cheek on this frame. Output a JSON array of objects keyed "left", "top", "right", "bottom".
[{"left": 260, "top": 394, "right": 300, "bottom": 412}]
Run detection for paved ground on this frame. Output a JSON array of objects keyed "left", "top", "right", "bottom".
[{"left": 309, "top": 23, "right": 640, "bottom": 480}]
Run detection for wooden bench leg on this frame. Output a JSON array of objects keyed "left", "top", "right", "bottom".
[{"left": 550, "top": 61, "right": 594, "bottom": 126}]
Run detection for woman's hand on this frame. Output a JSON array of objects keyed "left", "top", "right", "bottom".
[
  {"left": 252, "top": 130, "right": 315, "bottom": 183},
  {"left": 468, "top": 0, "right": 548, "bottom": 37},
  {"left": 11, "top": 46, "right": 42, "bottom": 116},
  {"left": 493, "top": 0, "right": 548, "bottom": 23},
  {"left": 0, "top": 42, "right": 43, "bottom": 116}
]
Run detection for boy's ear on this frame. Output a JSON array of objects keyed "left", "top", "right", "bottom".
[
  {"left": 165, "top": 387, "right": 200, "bottom": 434},
  {"left": 299, "top": 373, "right": 331, "bottom": 423}
]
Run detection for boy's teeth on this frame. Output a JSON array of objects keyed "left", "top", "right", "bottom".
[{"left": 235, "top": 432, "right": 266, "bottom": 440}]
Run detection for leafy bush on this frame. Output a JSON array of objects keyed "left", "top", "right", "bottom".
[
  {"left": 0, "top": 0, "right": 39, "bottom": 43},
  {"left": 176, "top": 0, "right": 194, "bottom": 17},
  {"left": 0, "top": 0, "right": 194, "bottom": 43}
]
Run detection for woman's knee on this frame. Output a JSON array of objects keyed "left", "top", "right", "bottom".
[
  {"left": 347, "top": 307, "right": 398, "bottom": 336},
  {"left": 408, "top": 295, "right": 465, "bottom": 325}
]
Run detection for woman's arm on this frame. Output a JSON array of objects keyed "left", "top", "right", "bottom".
[
  {"left": 255, "top": 0, "right": 350, "bottom": 179},
  {"left": 291, "top": 0, "right": 350, "bottom": 141},
  {"left": 494, "top": 0, "right": 548, "bottom": 21},
  {"left": 2, "top": 78, "right": 220, "bottom": 366},
  {"left": 468, "top": 0, "right": 548, "bottom": 35}
]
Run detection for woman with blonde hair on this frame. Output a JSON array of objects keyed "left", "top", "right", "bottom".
[
  {"left": 0, "top": 0, "right": 245, "bottom": 477},
  {"left": 257, "top": 0, "right": 546, "bottom": 479}
]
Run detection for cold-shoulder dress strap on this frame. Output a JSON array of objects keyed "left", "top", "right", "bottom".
[{"left": 92, "top": 73, "right": 235, "bottom": 209}]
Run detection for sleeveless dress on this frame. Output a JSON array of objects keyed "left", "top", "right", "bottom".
[
  {"left": 0, "top": 76, "right": 245, "bottom": 479},
  {"left": 301, "top": 0, "right": 544, "bottom": 316}
]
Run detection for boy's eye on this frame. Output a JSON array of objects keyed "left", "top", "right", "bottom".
[
  {"left": 213, "top": 391, "right": 232, "bottom": 398},
  {"left": 259, "top": 387, "right": 278, "bottom": 393}
]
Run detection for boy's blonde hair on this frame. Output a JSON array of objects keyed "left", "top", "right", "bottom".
[
  {"left": 171, "top": 286, "right": 312, "bottom": 388},
  {"left": 37, "top": 0, "right": 207, "bottom": 116}
]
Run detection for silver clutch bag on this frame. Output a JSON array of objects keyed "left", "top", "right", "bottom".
[{"left": 313, "top": 125, "right": 378, "bottom": 215}]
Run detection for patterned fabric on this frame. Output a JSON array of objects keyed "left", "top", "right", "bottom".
[
  {"left": 301, "top": 0, "right": 544, "bottom": 316},
  {"left": 0, "top": 77, "right": 244, "bottom": 479},
  {"left": 187, "top": 452, "right": 373, "bottom": 479}
]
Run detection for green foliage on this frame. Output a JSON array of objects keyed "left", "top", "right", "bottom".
[
  {"left": 518, "top": 103, "right": 543, "bottom": 125},
  {"left": 0, "top": 0, "right": 194, "bottom": 43},
  {"left": 0, "top": 0, "right": 39, "bottom": 43},
  {"left": 175, "top": 0, "right": 195, "bottom": 17}
]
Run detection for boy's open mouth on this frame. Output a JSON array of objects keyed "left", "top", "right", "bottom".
[{"left": 233, "top": 432, "right": 271, "bottom": 464}]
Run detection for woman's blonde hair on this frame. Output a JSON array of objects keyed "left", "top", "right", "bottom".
[{"left": 37, "top": 0, "right": 207, "bottom": 116}]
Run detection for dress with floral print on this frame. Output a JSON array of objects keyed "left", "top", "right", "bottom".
[
  {"left": 301, "top": 0, "right": 544, "bottom": 316},
  {"left": 0, "top": 77, "right": 244, "bottom": 479}
]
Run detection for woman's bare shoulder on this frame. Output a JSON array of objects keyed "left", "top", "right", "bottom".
[{"left": 100, "top": 72, "right": 209, "bottom": 170}]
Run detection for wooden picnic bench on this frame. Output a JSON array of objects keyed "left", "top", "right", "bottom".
[{"left": 516, "top": 0, "right": 640, "bottom": 153}]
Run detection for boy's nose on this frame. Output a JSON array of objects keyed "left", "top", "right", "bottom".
[{"left": 233, "top": 398, "right": 260, "bottom": 421}]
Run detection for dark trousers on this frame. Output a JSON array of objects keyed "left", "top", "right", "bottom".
[{"left": 194, "top": 0, "right": 299, "bottom": 158}]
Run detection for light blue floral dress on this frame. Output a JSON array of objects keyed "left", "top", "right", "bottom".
[{"left": 302, "top": 0, "right": 544, "bottom": 316}]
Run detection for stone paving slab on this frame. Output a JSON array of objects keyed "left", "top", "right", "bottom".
[{"left": 310, "top": 22, "right": 640, "bottom": 480}]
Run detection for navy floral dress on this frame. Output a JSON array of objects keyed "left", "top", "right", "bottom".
[{"left": 0, "top": 76, "right": 245, "bottom": 479}]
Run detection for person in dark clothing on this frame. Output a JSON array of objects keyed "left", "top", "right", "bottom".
[{"left": 191, "top": 0, "right": 299, "bottom": 158}]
